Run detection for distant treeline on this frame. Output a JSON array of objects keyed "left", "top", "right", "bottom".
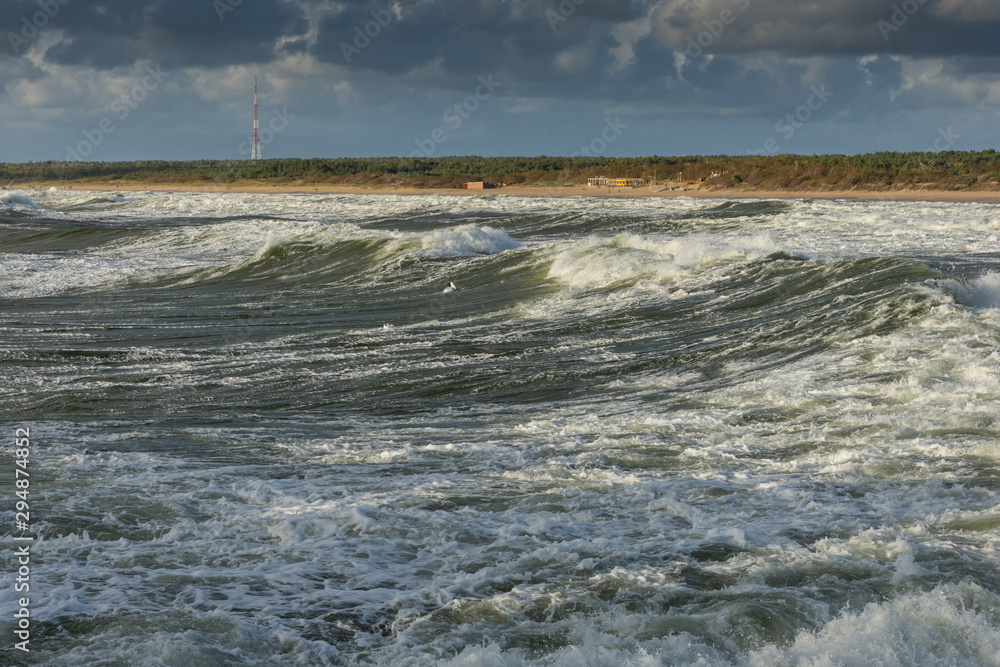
[{"left": 3, "top": 152, "right": 1000, "bottom": 191}]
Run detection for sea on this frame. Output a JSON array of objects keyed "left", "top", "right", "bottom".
[{"left": 2, "top": 189, "right": 1000, "bottom": 666}]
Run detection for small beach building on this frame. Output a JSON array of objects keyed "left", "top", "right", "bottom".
[{"left": 588, "top": 177, "right": 648, "bottom": 188}]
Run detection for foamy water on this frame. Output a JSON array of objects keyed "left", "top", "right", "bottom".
[{"left": 2, "top": 191, "right": 1000, "bottom": 666}]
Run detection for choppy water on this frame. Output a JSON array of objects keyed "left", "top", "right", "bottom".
[{"left": 3, "top": 189, "right": 1000, "bottom": 666}]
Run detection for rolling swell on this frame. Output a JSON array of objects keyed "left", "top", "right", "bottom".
[
  {"left": 442, "top": 254, "right": 943, "bottom": 404},
  {"left": 0, "top": 222, "right": 156, "bottom": 253},
  {"left": 2, "top": 198, "right": 951, "bottom": 413},
  {"left": 691, "top": 198, "right": 795, "bottom": 219},
  {"left": 143, "top": 222, "right": 528, "bottom": 291},
  {"left": 5, "top": 230, "right": 945, "bottom": 415}
]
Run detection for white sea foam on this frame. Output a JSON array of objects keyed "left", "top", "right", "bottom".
[
  {"left": 394, "top": 223, "right": 523, "bottom": 259},
  {"left": 546, "top": 232, "right": 778, "bottom": 289},
  {"left": 0, "top": 252, "right": 156, "bottom": 299},
  {"left": 948, "top": 271, "right": 1000, "bottom": 309},
  {"left": 1, "top": 192, "right": 39, "bottom": 209},
  {"left": 8, "top": 193, "right": 1000, "bottom": 665},
  {"left": 748, "top": 584, "right": 1000, "bottom": 667},
  {"left": 438, "top": 583, "right": 1000, "bottom": 666},
  {"left": 0, "top": 216, "right": 370, "bottom": 298}
]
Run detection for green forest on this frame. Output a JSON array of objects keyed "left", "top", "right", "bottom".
[{"left": 3, "top": 152, "right": 1000, "bottom": 191}]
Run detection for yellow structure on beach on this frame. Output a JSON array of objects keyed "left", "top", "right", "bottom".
[{"left": 588, "top": 177, "right": 648, "bottom": 188}]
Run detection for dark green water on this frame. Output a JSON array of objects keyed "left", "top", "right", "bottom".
[{"left": 2, "top": 190, "right": 1000, "bottom": 665}]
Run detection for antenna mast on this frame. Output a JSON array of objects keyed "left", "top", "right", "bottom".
[{"left": 251, "top": 76, "right": 262, "bottom": 161}]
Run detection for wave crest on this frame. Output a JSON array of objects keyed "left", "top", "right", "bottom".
[
  {"left": 943, "top": 272, "right": 1000, "bottom": 309},
  {"left": 412, "top": 224, "right": 522, "bottom": 259},
  {"left": 547, "top": 233, "right": 779, "bottom": 289},
  {"left": 1, "top": 193, "right": 39, "bottom": 210}
]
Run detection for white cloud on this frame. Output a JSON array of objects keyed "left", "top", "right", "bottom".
[
  {"left": 609, "top": 15, "right": 653, "bottom": 72},
  {"left": 553, "top": 46, "right": 593, "bottom": 76},
  {"left": 933, "top": 0, "right": 1000, "bottom": 22},
  {"left": 894, "top": 57, "right": 995, "bottom": 109}
]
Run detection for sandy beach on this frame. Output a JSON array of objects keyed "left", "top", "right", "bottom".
[{"left": 13, "top": 181, "right": 1000, "bottom": 202}]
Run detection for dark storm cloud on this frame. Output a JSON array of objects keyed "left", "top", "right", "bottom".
[
  {"left": 5, "top": 0, "right": 996, "bottom": 88},
  {"left": 295, "top": 0, "right": 999, "bottom": 118},
  {"left": 321, "top": 0, "right": 998, "bottom": 81},
  {"left": 650, "top": 0, "right": 1000, "bottom": 58},
  {"left": 2, "top": 0, "right": 997, "bottom": 161},
  {"left": 0, "top": 50, "right": 42, "bottom": 93},
  {"left": 2, "top": 0, "right": 307, "bottom": 68},
  {"left": 310, "top": 0, "right": 645, "bottom": 83}
]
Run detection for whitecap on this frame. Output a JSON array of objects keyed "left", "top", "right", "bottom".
[
  {"left": 546, "top": 232, "right": 779, "bottom": 289},
  {"left": 956, "top": 272, "right": 1000, "bottom": 309},
  {"left": 1, "top": 193, "right": 39, "bottom": 210},
  {"left": 418, "top": 224, "right": 522, "bottom": 258}
]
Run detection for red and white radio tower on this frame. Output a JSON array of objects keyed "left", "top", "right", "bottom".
[{"left": 250, "top": 76, "right": 262, "bottom": 161}]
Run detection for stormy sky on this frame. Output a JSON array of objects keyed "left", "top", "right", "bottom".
[{"left": 1, "top": 0, "right": 998, "bottom": 161}]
